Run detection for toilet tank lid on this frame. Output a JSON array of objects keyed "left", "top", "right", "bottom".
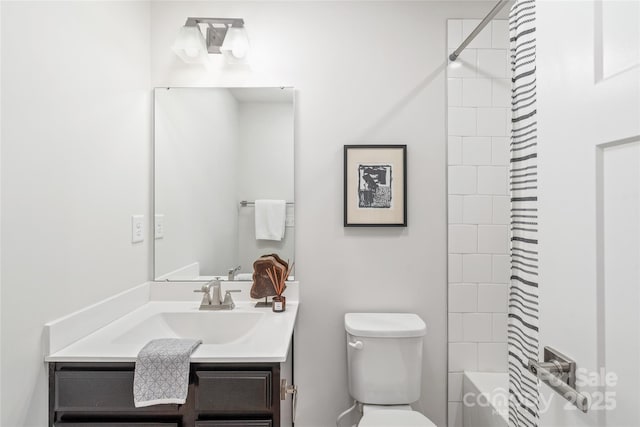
[{"left": 344, "top": 313, "right": 426, "bottom": 338}]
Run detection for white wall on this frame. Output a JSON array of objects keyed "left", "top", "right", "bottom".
[
  {"left": 0, "top": 2, "right": 151, "bottom": 426},
  {"left": 151, "top": 2, "right": 495, "bottom": 426},
  {"left": 537, "top": 0, "right": 639, "bottom": 425},
  {"left": 0, "top": 1, "right": 3, "bottom": 422},
  {"left": 155, "top": 88, "right": 239, "bottom": 277},
  {"left": 446, "top": 18, "right": 510, "bottom": 427}
]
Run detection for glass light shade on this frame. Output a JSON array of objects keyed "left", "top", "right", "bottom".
[
  {"left": 220, "top": 26, "right": 250, "bottom": 59},
  {"left": 172, "top": 25, "right": 208, "bottom": 64}
]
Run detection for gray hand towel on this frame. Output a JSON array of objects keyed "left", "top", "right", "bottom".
[{"left": 133, "top": 338, "right": 202, "bottom": 407}]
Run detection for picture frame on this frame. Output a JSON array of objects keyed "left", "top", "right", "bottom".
[{"left": 344, "top": 144, "right": 407, "bottom": 227}]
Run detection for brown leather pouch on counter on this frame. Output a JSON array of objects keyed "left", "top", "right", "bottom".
[{"left": 250, "top": 254, "right": 288, "bottom": 299}]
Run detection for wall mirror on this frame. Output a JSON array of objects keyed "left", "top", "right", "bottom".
[{"left": 154, "top": 87, "right": 295, "bottom": 281}]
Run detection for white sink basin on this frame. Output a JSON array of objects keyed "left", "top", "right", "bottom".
[
  {"left": 112, "top": 311, "right": 265, "bottom": 345},
  {"left": 44, "top": 283, "right": 299, "bottom": 363}
]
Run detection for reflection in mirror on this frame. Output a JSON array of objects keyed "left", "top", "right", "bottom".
[{"left": 154, "top": 87, "right": 294, "bottom": 281}]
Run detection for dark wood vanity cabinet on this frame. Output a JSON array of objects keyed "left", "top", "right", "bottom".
[{"left": 49, "top": 363, "right": 283, "bottom": 427}]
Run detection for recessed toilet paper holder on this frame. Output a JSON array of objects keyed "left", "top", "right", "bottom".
[{"left": 527, "top": 346, "right": 589, "bottom": 413}]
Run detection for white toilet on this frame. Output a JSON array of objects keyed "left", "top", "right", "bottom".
[{"left": 345, "top": 313, "right": 436, "bottom": 427}]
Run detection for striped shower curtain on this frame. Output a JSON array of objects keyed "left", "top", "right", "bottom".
[{"left": 508, "top": 0, "right": 540, "bottom": 426}]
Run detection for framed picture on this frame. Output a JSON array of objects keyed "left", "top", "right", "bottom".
[{"left": 344, "top": 145, "right": 407, "bottom": 227}]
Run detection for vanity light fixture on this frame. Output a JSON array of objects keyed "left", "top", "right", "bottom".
[{"left": 172, "top": 17, "right": 249, "bottom": 64}]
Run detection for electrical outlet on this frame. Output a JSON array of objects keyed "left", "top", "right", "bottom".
[
  {"left": 155, "top": 214, "right": 165, "bottom": 239},
  {"left": 131, "top": 215, "right": 144, "bottom": 243}
]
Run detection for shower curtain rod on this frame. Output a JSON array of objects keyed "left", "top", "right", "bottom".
[{"left": 449, "top": 0, "right": 511, "bottom": 61}]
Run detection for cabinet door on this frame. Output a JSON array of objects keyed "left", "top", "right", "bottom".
[
  {"left": 55, "top": 371, "right": 178, "bottom": 412},
  {"left": 195, "top": 421, "right": 272, "bottom": 427},
  {"left": 195, "top": 371, "right": 272, "bottom": 412}
]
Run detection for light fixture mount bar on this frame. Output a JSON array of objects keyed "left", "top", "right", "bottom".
[
  {"left": 182, "top": 17, "right": 245, "bottom": 54},
  {"left": 184, "top": 17, "right": 244, "bottom": 28}
]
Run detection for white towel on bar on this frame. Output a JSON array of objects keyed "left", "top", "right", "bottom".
[{"left": 255, "top": 199, "right": 286, "bottom": 241}]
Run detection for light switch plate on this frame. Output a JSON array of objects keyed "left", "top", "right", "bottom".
[
  {"left": 155, "top": 214, "right": 165, "bottom": 239},
  {"left": 131, "top": 215, "right": 144, "bottom": 243}
]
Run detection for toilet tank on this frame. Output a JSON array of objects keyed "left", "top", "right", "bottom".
[{"left": 345, "top": 313, "right": 426, "bottom": 405}]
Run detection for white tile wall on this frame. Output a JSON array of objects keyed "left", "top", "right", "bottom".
[
  {"left": 477, "top": 283, "right": 508, "bottom": 312},
  {"left": 449, "top": 343, "right": 478, "bottom": 371},
  {"left": 462, "top": 313, "right": 492, "bottom": 341},
  {"left": 462, "top": 137, "right": 491, "bottom": 165},
  {"left": 477, "top": 108, "right": 507, "bottom": 136},
  {"left": 478, "top": 343, "right": 508, "bottom": 372},
  {"left": 462, "top": 19, "right": 492, "bottom": 49},
  {"left": 491, "top": 137, "right": 509, "bottom": 165},
  {"left": 477, "top": 49, "right": 508, "bottom": 79},
  {"left": 462, "top": 78, "right": 492, "bottom": 107},
  {"left": 448, "top": 166, "right": 477, "bottom": 194},
  {"left": 448, "top": 136, "right": 462, "bottom": 165},
  {"left": 492, "top": 195, "right": 510, "bottom": 224},
  {"left": 447, "top": 21, "right": 509, "bottom": 422},
  {"left": 477, "top": 225, "right": 509, "bottom": 253},
  {"left": 449, "top": 195, "right": 463, "bottom": 223},
  {"left": 449, "top": 224, "right": 478, "bottom": 253},
  {"left": 478, "top": 166, "right": 507, "bottom": 195},
  {"left": 491, "top": 254, "right": 510, "bottom": 283},
  {"left": 449, "top": 313, "right": 463, "bottom": 342},
  {"left": 449, "top": 283, "right": 478, "bottom": 312},
  {"left": 462, "top": 195, "right": 492, "bottom": 224},
  {"left": 492, "top": 79, "right": 511, "bottom": 107},
  {"left": 448, "top": 372, "right": 464, "bottom": 402},
  {"left": 447, "top": 20, "right": 463, "bottom": 48},
  {"left": 492, "top": 314, "right": 508, "bottom": 342},
  {"left": 448, "top": 403, "right": 463, "bottom": 427},
  {"left": 448, "top": 107, "right": 477, "bottom": 136},
  {"left": 447, "top": 49, "right": 477, "bottom": 79},
  {"left": 448, "top": 78, "right": 463, "bottom": 107},
  {"left": 449, "top": 254, "right": 463, "bottom": 282},
  {"left": 462, "top": 254, "right": 492, "bottom": 282},
  {"left": 491, "top": 21, "right": 509, "bottom": 49}
]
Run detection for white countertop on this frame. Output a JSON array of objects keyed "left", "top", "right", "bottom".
[{"left": 44, "top": 281, "right": 299, "bottom": 363}]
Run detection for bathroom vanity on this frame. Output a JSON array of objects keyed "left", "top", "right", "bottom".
[
  {"left": 49, "top": 361, "right": 287, "bottom": 427},
  {"left": 45, "top": 86, "right": 299, "bottom": 427},
  {"left": 45, "top": 282, "right": 298, "bottom": 427}
]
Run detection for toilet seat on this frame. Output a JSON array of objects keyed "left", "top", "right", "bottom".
[{"left": 359, "top": 409, "right": 436, "bottom": 427}]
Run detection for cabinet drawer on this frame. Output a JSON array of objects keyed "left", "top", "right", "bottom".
[
  {"left": 195, "top": 421, "right": 271, "bottom": 427},
  {"left": 55, "top": 371, "right": 178, "bottom": 412},
  {"left": 195, "top": 371, "right": 272, "bottom": 412},
  {"left": 55, "top": 424, "right": 178, "bottom": 427}
]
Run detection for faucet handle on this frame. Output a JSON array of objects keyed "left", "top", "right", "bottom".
[
  {"left": 193, "top": 284, "right": 210, "bottom": 293},
  {"left": 223, "top": 289, "right": 241, "bottom": 308},
  {"left": 194, "top": 284, "right": 213, "bottom": 306}
]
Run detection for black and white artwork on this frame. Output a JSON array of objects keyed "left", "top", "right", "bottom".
[
  {"left": 358, "top": 164, "right": 392, "bottom": 208},
  {"left": 344, "top": 145, "right": 407, "bottom": 227}
]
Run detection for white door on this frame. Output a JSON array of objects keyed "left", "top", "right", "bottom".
[{"left": 536, "top": 0, "right": 640, "bottom": 426}]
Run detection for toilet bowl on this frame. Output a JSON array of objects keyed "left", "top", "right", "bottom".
[
  {"left": 344, "top": 313, "right": 435, "bottom": 427},
  {"left": 358, "top": 405, "right": 436, "bottom": 427}
]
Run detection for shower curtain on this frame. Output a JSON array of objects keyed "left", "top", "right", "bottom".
[{"left": 508, "top": 0, "right": 540, "bottom": 426}]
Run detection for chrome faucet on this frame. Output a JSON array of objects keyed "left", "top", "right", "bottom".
[
  {"left": 228, "top": 265, "right": 241, "bottom": 281},
  {"left": 194, "top": 280, "right": 240, "bottom": 310}
]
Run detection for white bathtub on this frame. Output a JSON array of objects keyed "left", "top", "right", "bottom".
[{"left": 462, "top": 372, "right": 509, "bottom": 427}]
